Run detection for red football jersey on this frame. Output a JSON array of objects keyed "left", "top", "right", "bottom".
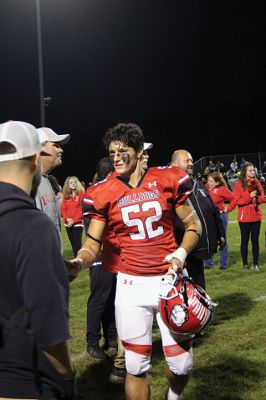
[
  {"left": 83, "top": 180, "right": 121, "bottom": 274},
  {"left": 85, "top": 166, "right": 192, "bottom": 276}
]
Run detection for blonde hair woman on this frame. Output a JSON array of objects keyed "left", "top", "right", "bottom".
[{"left": 61, "top": 176, "right": 85, "bottom": 256}]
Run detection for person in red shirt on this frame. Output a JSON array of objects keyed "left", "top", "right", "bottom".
[
  {"left": 204, "top": 172, "right": 235, "bottom": 269},
  {"left": 61, "top": 176, "right": 85, "bottom": 256},
  {"left": 227, "top": 163, "right": 266, "bottom": 270},
  {"left": 66, "top": 123, "right": 201, "bottom": 400}
]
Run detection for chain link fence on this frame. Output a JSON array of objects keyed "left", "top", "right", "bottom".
[{"left": 194, "top": 152, "right": 266, "bottom": 176}]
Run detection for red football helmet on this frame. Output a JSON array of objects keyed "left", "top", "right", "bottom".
[{"left": 159, "top": 273, "right": 217, "bottom": 336}]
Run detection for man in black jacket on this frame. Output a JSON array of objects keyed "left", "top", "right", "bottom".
[
  {"left": 171, "top": 149, "right": 225, "bottom": 289},
  {"left": 0, "top": 121, "right": 75, "bottom": 399}
]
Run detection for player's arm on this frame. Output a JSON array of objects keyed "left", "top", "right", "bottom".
[
  {"left": 65, "top": 219, "right": 106, "bottom": 279},
  {"left": 175, "top": 198, "right": 202, "bottom": 253},
  {"left": 78, "top": 218, "right": 106, "bottom": 267},
  {"left": 165, "top": 198, "right": 202, "bottom": 273}
]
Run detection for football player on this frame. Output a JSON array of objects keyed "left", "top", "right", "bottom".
[{"left": 66, "top": 122, "right": 201, "bottom": 400}]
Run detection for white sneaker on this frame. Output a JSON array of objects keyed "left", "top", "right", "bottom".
[{"left": 253, "top": 265, "right": 259, "bottom": 271}]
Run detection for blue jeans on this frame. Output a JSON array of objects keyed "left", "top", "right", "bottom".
[{"left": 204, "top": 212, "right": 228, "bottom": 269}]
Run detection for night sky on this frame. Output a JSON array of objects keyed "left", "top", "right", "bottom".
[{"left": 0, "top": 0, "right": 265, "bottom": 184}]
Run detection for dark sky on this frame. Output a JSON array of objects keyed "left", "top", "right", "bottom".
[{"left": 0, "top": 0, "right": 265, "bottom": 184}]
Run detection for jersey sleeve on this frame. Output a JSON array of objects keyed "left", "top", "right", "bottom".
[
  {"left": 170, "top": 167, "right": 193, "bottom": 207},
  {"left": 82, "top": 182, "right": 108, "bottom": 223}
]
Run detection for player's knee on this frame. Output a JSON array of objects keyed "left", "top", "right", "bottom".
[
  {"left": 166, "top": 351, "right": 193, "bottom": 376},
  {"left": 125, "top": 350, "right": 151, "bottom": 376}
]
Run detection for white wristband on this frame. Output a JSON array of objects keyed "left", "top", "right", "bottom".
[{"left": 163, "top": 247, "right": 187, "bottom": 266}]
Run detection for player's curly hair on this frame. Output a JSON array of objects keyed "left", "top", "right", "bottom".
[{"left": 103, "top": 122, "right": 144, "bottom": 151}]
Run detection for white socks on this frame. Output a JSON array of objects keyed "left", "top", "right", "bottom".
[{"left": 167, "top": 387, "right": 181, "bottom": 400}]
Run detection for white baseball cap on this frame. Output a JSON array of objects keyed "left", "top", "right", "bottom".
[
  {"left": 0, "top": 121, "right": 43, "bottom": 162},
  {"left": 37, "top": 127, "right": 70, "bottom": 145},
  {"left": 143, "top": 142, "right": 153, "bottom": 150}
]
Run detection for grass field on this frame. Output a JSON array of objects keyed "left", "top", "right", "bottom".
[{"left": 64, "top": 205, "right": 266, "bottom": 400}]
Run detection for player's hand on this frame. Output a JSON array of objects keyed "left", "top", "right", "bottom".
[
  {"left": 168, "top": 258, "right": 183, "bottom": 274},
  {"left": 163, "top": 247, "right": 187, "bottom": 274},
  {"left": 64, "top": 258, "right": 83, "bottom": 282}
]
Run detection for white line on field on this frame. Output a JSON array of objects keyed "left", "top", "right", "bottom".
[{"left": 253, "top": 295, "right": 266, "bottom": 302}]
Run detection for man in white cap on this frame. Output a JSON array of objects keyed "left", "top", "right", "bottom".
[
  {"left": 141, "top": 142, "right": 153, "bottom": 172},
  {"left": 35, "top": 127, "right": 70, "bottom": 249},
  {"left": 0, "top": 121, "right": 75, "bottom": 399}
]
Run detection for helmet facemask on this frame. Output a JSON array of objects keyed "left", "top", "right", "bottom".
[{"left": 159, "top": 273, "right": 218, "bottom": 336}]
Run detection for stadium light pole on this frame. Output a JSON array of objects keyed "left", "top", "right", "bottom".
[{"left": 35, "top": 0, "right": 46, "bottom": 126}]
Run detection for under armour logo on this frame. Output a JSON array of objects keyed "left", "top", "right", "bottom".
[
  {"left": 148, "top": 181, "right": 157, "bottom": 188},
  {"left": 124, "top": 279, "right": 133, "bottom": 285}
]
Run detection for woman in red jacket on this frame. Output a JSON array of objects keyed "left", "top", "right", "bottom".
[
  {"left": 227, "top": 163, "right": 266, "bottom": 271},
  {"left": 204, "top": 172, "right": 235, "bottom": 269},
  {"left": 61, "top": 176, "right": 85, "bottom": 256}
]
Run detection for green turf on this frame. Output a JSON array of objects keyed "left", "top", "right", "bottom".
[{"left": 64, "top": 205, "right": 266, "bottom": 399}]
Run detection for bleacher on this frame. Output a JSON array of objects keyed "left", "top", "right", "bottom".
[{"left": 193, "top": 152, "right": 266, "bottom": 176}]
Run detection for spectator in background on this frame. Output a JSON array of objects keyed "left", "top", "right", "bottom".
[
  {"left": 204, "top": 172, "right": 235, "bottom": 270},
  {"left": 201, "top": 167, "right": 210, "bottom": 184},
  {"left": 36, "top": 127, "right": 70, "bottom": 252},
  {"left": 0, "top": 121, "right": 75, "bottom": 399},
  {"left": 240, "top": 157, "right": 247, "bottom": 168},
  {"left": 230, "top": 158, "right": 238, "bottom": 174},
  {"left": 207, "top": 160, "right": 216, "bottom": 173},
  {"left": 259, "top": 176, "right": 266, "bottom": 194},
  {"left": 227, "top": 172, "right": 239, "bottom": 191},
  {"left": 262, "top": 160, "right": 266, "bottom": 177},
  {"left": 141, "top": 142, "right": 153, "bottom": 172},
  {"left": 227, "top": 163, "right": 266, "bottom": 271},
  {"left": 48, "top": 174, "right": 63, "bottom": 222},
  {"left": 219, "top": 162, "right": 227, "bottom": 175},
  {"left": 48, "top": 174, "right": 63, "bottom": 195},
  {"left": 80, "top": 180, "right": 88, "bottom": 190},
  {"left": 171, "top": 150, "right": 225, "bottom": 288},
  {"left": 82, "top": 158, "right": 119, "bottom": 363},
  {"left": 61, "top": 176, "right": 85, "bottom": 257}
]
